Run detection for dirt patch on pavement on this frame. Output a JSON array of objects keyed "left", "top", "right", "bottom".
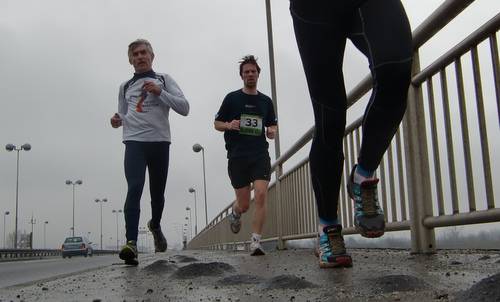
[
  {"left": 216, "top": 274, "right": 262, "bottom": 286},
  {"left": 173, "top": 255, "right": 198, "bottom": 263},
  {"left": 455, "top": 272, "right": 500, "bottom": 302},
  {"left": 142, "top": 260, "right": 178, "bottom": 274},
  {"left": 368, "top": 274, "right": 431, "bottom": 293},
  {"left": 260, "top": 274, "right": 318, "bottom": 290},
  {"left": 172, "top": 262, "right": 235, "bottom": 279}
]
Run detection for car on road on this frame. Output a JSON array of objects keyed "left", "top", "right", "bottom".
[{"left": 61, "top": 236, "right": 93, "bottom": 258}]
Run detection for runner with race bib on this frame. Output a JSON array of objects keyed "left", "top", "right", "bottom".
[{"left": 214, "top": 55, "right": 277, "bottom": 256}]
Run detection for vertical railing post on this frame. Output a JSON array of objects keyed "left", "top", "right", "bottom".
[
  {"left": 403, "top": 51, "right": 436, "bottom": 254},
  {"left": 275, "top": 165, "right": 286, "bottom": 250}
]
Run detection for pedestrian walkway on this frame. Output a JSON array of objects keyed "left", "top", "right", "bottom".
[{"left": 1, "top": 248, "right": 499, "bottom": 301}]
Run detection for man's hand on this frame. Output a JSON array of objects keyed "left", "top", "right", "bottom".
[
  {"left": 266, "top": 126, "right": 277, "bottom": 139},
  {"left": 226, "top": 119, "right": 240, "bottom": 131},
  {"left": 142, "top": 80, "right": 162, "bottom": 96},
  {"left": 110, "top": 113, "right": 122, "bottom": 128}
]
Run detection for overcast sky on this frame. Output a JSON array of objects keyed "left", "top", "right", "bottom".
[{"left": 1, "top": 0, "right": 498, "bottom": 249}]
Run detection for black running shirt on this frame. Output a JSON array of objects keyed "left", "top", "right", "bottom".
[{"left": 215, "top": 89, "right": 277, "bottom": 159}]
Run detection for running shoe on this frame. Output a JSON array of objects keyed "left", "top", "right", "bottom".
[
  {"left": 250, "top": 237, "right": 265, "bottom": 256},
  {"left": 228, "top": 211, "right": 241, "bottom": 234},
  {"left": 148, "top": 220, "right": 168, "bottom": 252},
  {"left": 316, "top": 224, "right": 352, "bottom": 268},
  {"left": 119, "top": 240, "right": 139, "bottom": 266},
  {"left": 347, "top": 165, "right": 385, "bottom": 238}
]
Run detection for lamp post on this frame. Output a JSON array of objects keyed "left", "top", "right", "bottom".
[
  {"left": 264, "top": 0, "right": 281, "bottom": 160},
  {"left": 185, "top": 217, "right": 192, "bottom": 240},
  {"left": 188, "top": 187, "right": 198, "bottom": 235},
  {"left": 3, "top": 211, "right": 9, "bottom": 248},
  {"left": 192, "top": 143, "right": 208, "bottom": 227},
  {"left": 65, "top": 179, "right": 83, "bottom": 236},
  {"left": 43, "top": 221, "right": 48, "bottom": 249},
  {"left": 186, "top": 206, "right": 192, "bottom": 239},
  {"left": 29, "top": 214, "right": 36, "bottom": 249},
  {"left": 94, "top": 198, "right": 107, "bottom": 250},
  {"left": 112, "top": 209, "right": 122, "bottom": 251},
  {"left": 5, "top": 143, "right": 31, "bottom": 249},
  {"left": 183, "top": 224, "right": 189, "bottom": 249}
]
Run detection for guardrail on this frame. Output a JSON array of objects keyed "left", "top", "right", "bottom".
[
  {"left": 0, "top": 249, "right": 117, "bottom": 261},
  {"left": 187, "top": 0, "right": 499, "bottom": 253}
]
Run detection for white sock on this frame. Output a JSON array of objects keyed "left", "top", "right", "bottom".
[{"left": 252, "top": 233, "right": 261, "bottom": 242}]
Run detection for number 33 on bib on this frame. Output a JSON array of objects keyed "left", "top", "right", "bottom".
[{"left": 239, "top": 114, "right": 263, "bottom": 136}]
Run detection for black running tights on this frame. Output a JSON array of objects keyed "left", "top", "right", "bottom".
[{"left": 124, "top": 141, "right": 170, "bottom": 241}]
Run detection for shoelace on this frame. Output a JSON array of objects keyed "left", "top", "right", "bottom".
[
  {"left": 326, "top": 232, "right": 346, "bottom": 254},
  {"left": 360, "top": 184, "right": 380, "bottom": 215},
  {"left": 319, "top": 239, "right": 332, "bottom": 256}
]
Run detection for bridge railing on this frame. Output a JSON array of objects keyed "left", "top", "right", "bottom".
[
  {"left": 0, "top": 249, "right": 117, "bottom": 261},
  {"left": 188, "top": 0, "right": 500, "bottom": 253}
]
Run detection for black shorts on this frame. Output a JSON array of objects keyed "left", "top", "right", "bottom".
[{"left": 228, "top": 156, "right": 271, "bottom": 189}]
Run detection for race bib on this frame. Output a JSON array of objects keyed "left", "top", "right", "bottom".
[{"left": 239, "top": 114, "right": 263, "bottom": 136}]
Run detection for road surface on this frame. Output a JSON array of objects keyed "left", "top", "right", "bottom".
[{"left": 0, "top": 248, "right": 498, "bottom": 301}]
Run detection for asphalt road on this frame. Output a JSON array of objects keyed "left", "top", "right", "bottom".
[
  {"left": 0, "top": 248, "right": 499, "bottom": 301},
  {"left": 0, "top": 255, "right": 119, "bottom": 288}
]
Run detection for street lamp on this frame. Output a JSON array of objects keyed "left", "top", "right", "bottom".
[
  {"left": 186, "top": 206, "right": 193, "bottom": 239},
  {"left": 5, "top": 143, "right": 31, "bottom": 249},
  {"left": 95, "top": 198, "right": 107, "bottom": 250},
  {"left": 112, "top": 209, "right": 122, "bottom": 251},
  {"left": 65, "top": 179, "right": 83, "bottom": 236},
  {"left": 188, "top": 187, "right": 198, "bottom": 235},
  {"left": 192, "top": 143, "right": 208, "bottom": 227},
  {"left": 43, "top": 221, "right": 48, "bottom": 249},
  {"left": 185, "top": 216, "right": 192, "bottom": 240},
  {"left": 29, "top": 214, "right": 36, "bottom": 249},
  {"left": 3, "top": 211, "right": 10, "bottom": 248}
]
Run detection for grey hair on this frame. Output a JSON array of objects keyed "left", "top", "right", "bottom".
[{"left": 127, "top": 39, "right": 154, "bottom": 59}]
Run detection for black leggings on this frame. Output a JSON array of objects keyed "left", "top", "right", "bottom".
[
  {"left": 290, "top": 0, "right": 413, "bottom": 222},
  {"left": 124, "top": 141, "right": 170, "bottom": 241}
]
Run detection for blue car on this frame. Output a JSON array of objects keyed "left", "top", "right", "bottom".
[{"left": 61, "top": 236, "right": 93, "bottom": 258}]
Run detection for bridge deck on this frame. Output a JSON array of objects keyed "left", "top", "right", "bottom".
[{"left": 1, "top": 248, "right": 499, "bottom": 301}]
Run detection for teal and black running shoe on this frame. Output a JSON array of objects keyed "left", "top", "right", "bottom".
[
  {"left": 316, "top": 224, "right": 352, "bottom": 268},
  {"left": 347, "top": 165, "right": 385, "bottom": 238}
]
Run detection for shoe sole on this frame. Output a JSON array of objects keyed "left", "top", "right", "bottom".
[
  {"left": 250, "top": 248, "right": 265, "bottom": 256},
  {"left": 355, "top": 225, "right": 385, "bottom": 238},
  {"left": 119, "top": 248, "right": 135, "bottom": 260},
  {"left": 124, "top": 259, "right": 139, "bottom": 266},
  {"left": 119, "top": 248, "right": 138, "bottom": 265},
  {"left": 319, "top": 256, "right": 353, "bottom": 268}
]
